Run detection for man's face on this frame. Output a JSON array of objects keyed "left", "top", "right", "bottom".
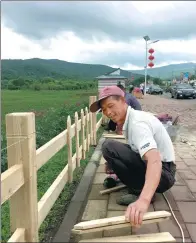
[{"left": 101, "top": 96, "right": 127, "bottom": 124}]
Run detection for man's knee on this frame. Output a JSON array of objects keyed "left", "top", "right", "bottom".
[
  {"left": 157, "top": 174, "right": 175, "bottom": 193},
  {"left": 102, "top": 139, "right": 117, "bottom": 156}
]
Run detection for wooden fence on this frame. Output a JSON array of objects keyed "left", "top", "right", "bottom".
[{"left": 1, "top": 96, "right": 103, "bottom": 242}]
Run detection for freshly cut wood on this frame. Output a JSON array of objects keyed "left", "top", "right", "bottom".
[
  {"left": 96, "top": 117, "right": 103, "bottom": 131},
  {"left": 8, "top": 228, "right": 25, "bottom": 242},
  {"left": 79, "top": 232, "right": 176, "bottom": 242},
  {"left": 36, "top": 130, "right": 67, "bottom": 170},
  {"left": 72, "top": 217, "right": 170, "bottom": 236},
  {"left": 103, "top": 134, "right": 125, "bottom": 139},
  {"left": 100, "top": 184, "right": 126, "bottom": 195},
  {"left": 74, "top": 211, "right": 171, "bottom": 230},
  {"left": 38, "top": 164, "right": 68, "bottom": 227},
  {"left": 1, "top": 164, "right": 24, "bottom": 204}
]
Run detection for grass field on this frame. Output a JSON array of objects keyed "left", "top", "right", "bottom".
[
  {"left": 2, "top": 89, "right": 98, "bottom": 119},
  {"left": 1, "top": 89, "right": 104, "bottom": 242}
]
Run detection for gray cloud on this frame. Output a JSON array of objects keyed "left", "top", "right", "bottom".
[
  {"left": 2, "top": 1, "right": 196, "bottom": 42},
  {"left": 80, "top": 48, "right": 196, "bottom": 67}
]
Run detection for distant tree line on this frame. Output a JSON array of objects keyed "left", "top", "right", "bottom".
[
  {"left": 130, "top": 75, "right": 164, "bottom": 87},
  {"left": 1, "top": 77, "right": 97, "bottom": 91}
]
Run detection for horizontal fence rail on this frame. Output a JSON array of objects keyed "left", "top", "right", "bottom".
[{"left": 1, "top": 96, "right": 103, "bottom": 242}]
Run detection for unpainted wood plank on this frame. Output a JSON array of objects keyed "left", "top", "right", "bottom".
[
  {"left": 36, "top": 130, "right": 67, "bottom": 170},
  {"left": 72, "top": 217, "right": 170, "bottom": 236},
  {"left": 74, "top": 211, "right": 171, "bottom": 230},
  {"left": 8, "top": 228, "right": 26, "bottom": 242},
  {"left": 38, "top": 164, "right": 68, "bottom": 227},
  {"left": 103, "top": 134, "right": 125, "bottom": 139},
  {"left": 79, "top": 232, "right": 176, "bottom": 242},
  {"left": 1, "top": 164, "right": 24, "bottom": 204}
]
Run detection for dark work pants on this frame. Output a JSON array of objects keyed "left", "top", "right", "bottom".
[{"left": 102, "top": 139, "right": 176, "bottom": 195}]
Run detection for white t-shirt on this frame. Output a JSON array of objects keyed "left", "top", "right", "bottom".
[{"left": 122, "top": 106, "right": 175, "bottom": 162}]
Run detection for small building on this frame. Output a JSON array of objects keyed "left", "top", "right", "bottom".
[{"left": 96, "top": 68, "right": 128, "bottom": 92}]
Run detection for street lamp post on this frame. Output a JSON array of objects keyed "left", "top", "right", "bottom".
[
  {"left": 143, "top": 35, "right": 150, "bottom": 95},
  {"left": 143, "top": 35, "right": 159, "bottom": 95}
]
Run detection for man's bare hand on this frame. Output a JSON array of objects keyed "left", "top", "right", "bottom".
[{"left": 125, "top": 198, "right": 150, "bottom": 226}]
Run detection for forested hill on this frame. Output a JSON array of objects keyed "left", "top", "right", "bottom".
[{"left": 1, "top": 58, "right": 144, "bottom": 81}]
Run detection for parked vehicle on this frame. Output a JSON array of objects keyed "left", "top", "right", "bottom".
[
  {"left": 144, "top": 85, "right": 150, "bottom": 93},
  {"left": 148, "top": 85, "right": 163, "bottom": 95},
  {"left": 165, "top": 85, "right": 175, "bottom": 93},
  {"left": 171, "top": 83, "right": 196, "bottom": 99}
]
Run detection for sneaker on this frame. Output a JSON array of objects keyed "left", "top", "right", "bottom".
[
  {"left": 116, "top": 194, "right": 138, "bottom": 206},
  {"left": 116, "top": 193, "right": 156, "bottom": 206},
  {"left": 128, "top": 188, "right": 156, "bottom": 203}
]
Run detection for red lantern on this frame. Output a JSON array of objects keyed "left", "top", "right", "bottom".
[
  {"left": 148, "top": 62, "right": 154, "bottom": 68},
  {"left": 148, "top": 48, "right": 154, "bottom": 54},
  {"left": 148, "top": 55, "right": 154, "bottom": 61}
]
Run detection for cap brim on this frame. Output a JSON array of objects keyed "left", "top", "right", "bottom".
[
  {"left": 90, "top": 96, "right": 107, "bottom": 113},
  {"left": 90, "top": 100, "right": 100, "bottom": 113}
]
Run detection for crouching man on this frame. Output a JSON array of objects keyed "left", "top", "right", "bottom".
[{"left": 90, "top": 86, "right": 176, "bottom": 226}]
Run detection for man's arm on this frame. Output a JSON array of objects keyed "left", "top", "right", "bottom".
[
  {"left": 125, "top": 93, "right": 142, "bottom": 110},
  {"left": 139, "top": 149, "right": 162, "bottom": 204},
  {"left": 125, "top": 122, "right": 162, "bottom": 226}
]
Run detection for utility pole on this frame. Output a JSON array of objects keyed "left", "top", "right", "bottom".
[
  {"left": 143, "top": 35, "right": 150, "bottom": 95},
  {"left": 143, "top": 35, "right": 160, "bottom": 95}
]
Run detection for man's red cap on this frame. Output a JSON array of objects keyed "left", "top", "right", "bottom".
[{"left": 90, "top": 85, "right": 124, "bottom": 112}]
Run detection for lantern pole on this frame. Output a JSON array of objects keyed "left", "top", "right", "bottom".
[
  {"left": 143, "top": 35, "right": 150, "bottom": 95},
  {"left": 144, "top": 39, "right": 148, "bottom": 95},
  {"left": 143, "top": 36, "right": 160, "bottom": 95}
]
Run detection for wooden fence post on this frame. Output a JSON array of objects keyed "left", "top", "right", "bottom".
[
  {"left": 89, "top": 97, "right": 93, "bottom": 145},
  {"left": 85, "top": 107, "right": 89, "bottom": 152},
  {"left": 81, "top": 109, "right": 86, "bottom": 159},
  {"left": 67, "top": 115, "right": 73, "bottom": 182},
  {"left": 102, "top": 112, "right": 109, "bottom": 125},
  {"left": 75, "top": 112, "right": 80, "bottom": 167},
  {"left": 6, "top": 112, "right": 38, "bottom": 242},
  {"left": 89, "top": 96, "right": 97, "bottom": 146}
]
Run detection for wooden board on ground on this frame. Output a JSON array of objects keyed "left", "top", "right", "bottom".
[
  {"left": 100, "top": 184, "right": 126, "bottom": 195},
  {"left": 79, "top": 232, "right": 176, "bottom": 242},
  {"left": 103, "top": 134, "right": 125, "bottom": 139},
  {"left": 72, "top": 216, "right": 170, "bottom": 236},
  {"left": 74, "top": 211, "right": 171, "bottom": 230}
]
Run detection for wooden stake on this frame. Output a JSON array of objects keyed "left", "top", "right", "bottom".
[{"left": 100, "top": 185, "right": 126, "bottom": 195}]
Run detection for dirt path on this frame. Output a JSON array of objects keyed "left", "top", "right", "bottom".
[{"left": 140, "top": 94, "right": 196, "bottom": 131}]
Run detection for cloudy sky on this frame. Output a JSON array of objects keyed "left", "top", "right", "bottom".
[{"left": 1, "top": 1, "right": 196, "bottom": 70}]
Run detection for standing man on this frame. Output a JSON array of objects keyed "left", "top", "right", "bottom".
[
  {"left": 90, "top": 86, "right": 176, "bottom": 227},
  {"left": 140, "top": 83, "right": 144, "bottom": 95},
  {"left": 106, "top": 84, "right": 142, "bottom": 132}
]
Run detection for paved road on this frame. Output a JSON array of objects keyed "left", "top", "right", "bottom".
[
  {"left": 163, "top": 92, "right": 196, "bottom": 102},
  {"left": 139, "top": 94, "right": 196, "bottom": 130}
]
